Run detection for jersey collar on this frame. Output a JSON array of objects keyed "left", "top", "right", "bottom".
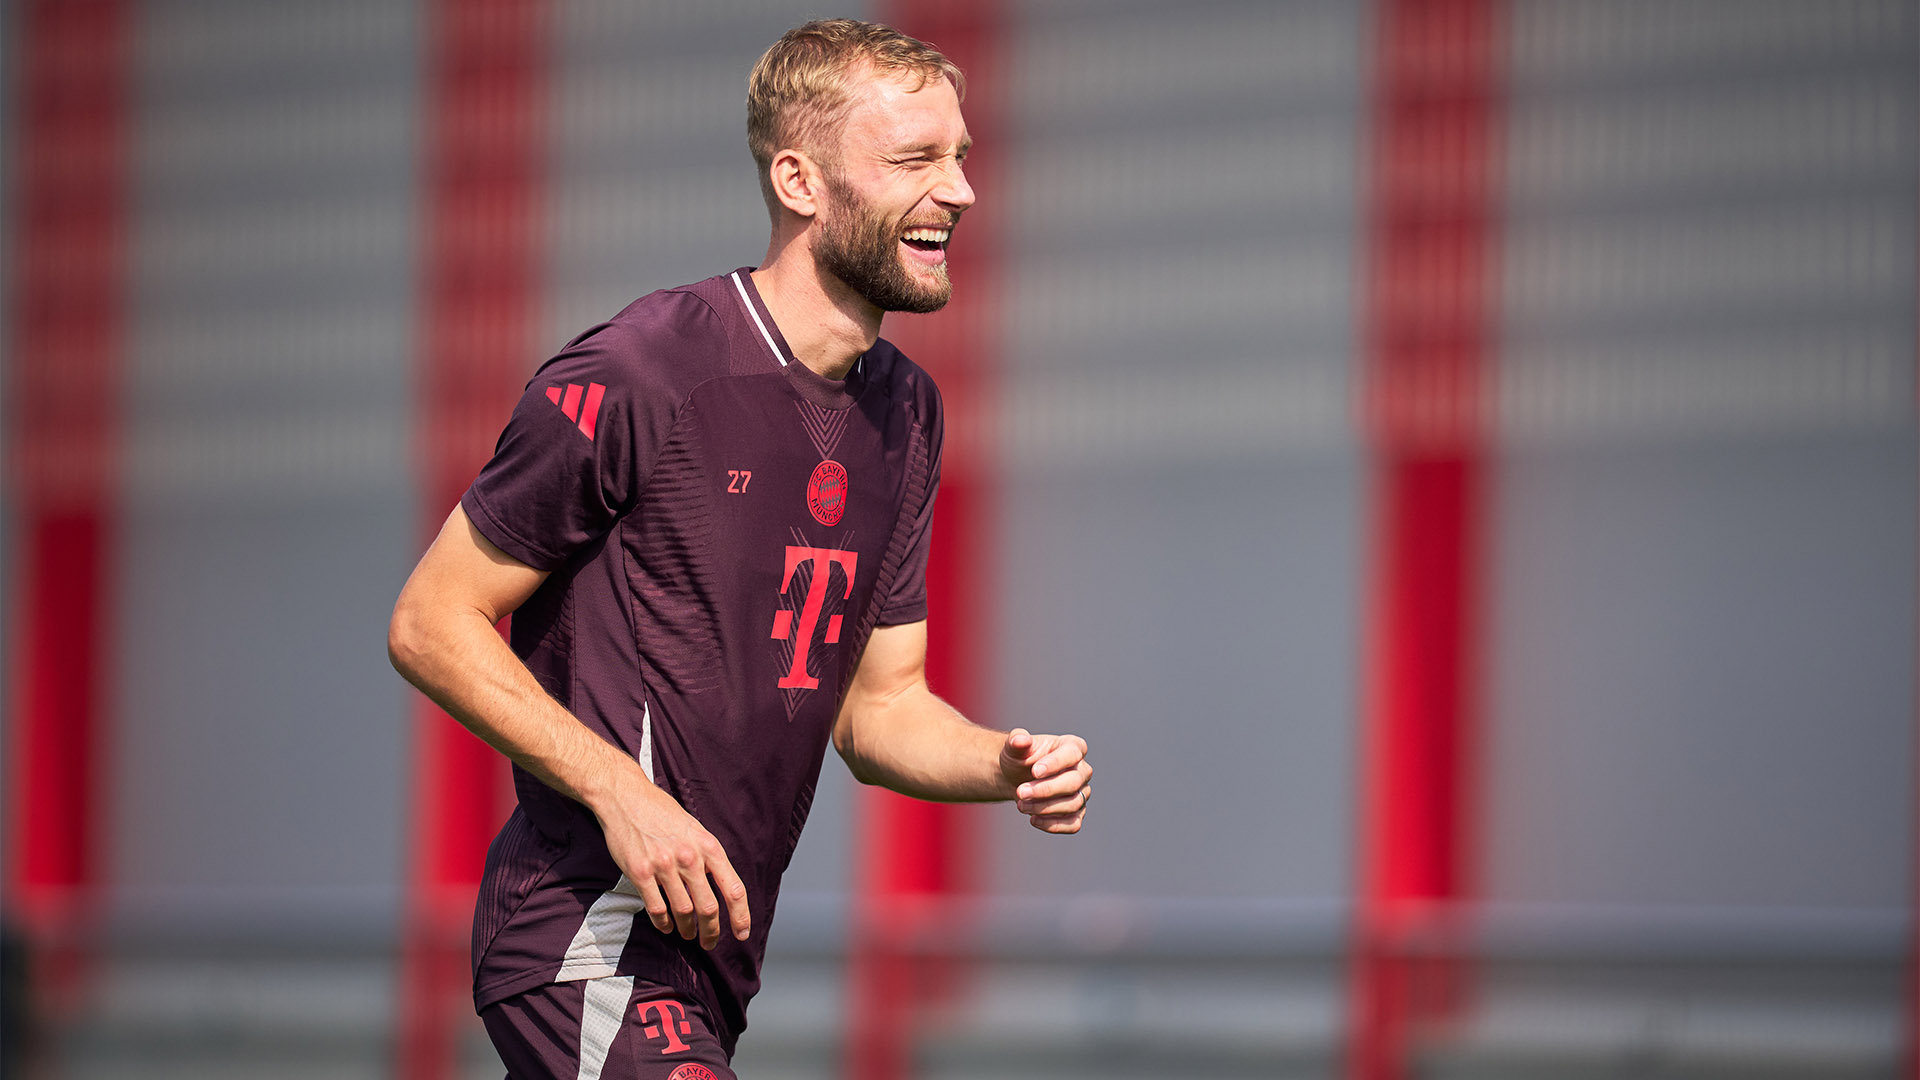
[
  {"left": 730, "top": 267, "right": 868, "bottom": 380},
  {"left": 730, "top": 268, "right": 796, "bottom": 369}
]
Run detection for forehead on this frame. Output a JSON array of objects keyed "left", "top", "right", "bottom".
[{"left": 836, "top": 66, "right": 968, "bottom": 154}]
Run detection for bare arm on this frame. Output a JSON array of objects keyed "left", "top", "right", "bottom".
[
  {"left": 833, "top": 620, "right": 1090, "bottom": 832},
  {"left": 388, "top": 506, "right": 750, "bottom": 948}
]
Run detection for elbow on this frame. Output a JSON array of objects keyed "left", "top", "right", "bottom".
[
  {"left": 387, "top": 595, "right": 429, "bottom": 687},
  {"left": 833, "top": 722, "right": 881, "bottom": 787}
]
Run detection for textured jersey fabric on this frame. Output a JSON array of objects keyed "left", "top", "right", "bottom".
[{"left": 459, "top": 269, "right": 942, "bottom": 1054}]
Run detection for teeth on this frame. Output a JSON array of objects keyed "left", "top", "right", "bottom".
[{"left": 902, "top": 227, "right": 950, "bottom": 243}]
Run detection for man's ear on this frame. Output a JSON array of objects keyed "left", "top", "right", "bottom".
[{"left": 769, "top": 148, "right": 824, "bottom": 218}]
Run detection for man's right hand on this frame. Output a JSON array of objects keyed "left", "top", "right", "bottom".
[
  {"left": 390, "top": 507, "right": 751, "bottom": 951},
  {"left": 590, "top": 767, "right": 751, "bottom": 951}
]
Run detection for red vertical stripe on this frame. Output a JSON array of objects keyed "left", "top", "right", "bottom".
[
  {"left": 5, "top": 0, "right": 132, "bottom": 931},
  {"left": 402, "top": 2, "right": 550, "bottom": 1078},
  {"left": 853, "top": 4, "right": 1005, "bottom": 1079},
  {"left": 1352, "top": 1, "right": 1504, "bottom": 1077}
]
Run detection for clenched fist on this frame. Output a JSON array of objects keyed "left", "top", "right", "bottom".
[{"left": 999, "top": 728, "right": 1091, "bottom": 833}]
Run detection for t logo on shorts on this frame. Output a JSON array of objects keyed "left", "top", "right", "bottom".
[{"left": 637, "top": 1000, "right": 692, "bottom": 1054}]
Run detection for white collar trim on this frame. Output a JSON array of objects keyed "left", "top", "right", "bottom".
[{"left": 731, "top": 271, "right": 786, "bottom": 368}]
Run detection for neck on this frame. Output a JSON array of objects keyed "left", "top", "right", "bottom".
[{"left": 752, "top": 235, "right": 880, "bottom": 381}]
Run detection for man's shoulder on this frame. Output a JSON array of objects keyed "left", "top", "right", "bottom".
[
  {"left": 540, "top": 274, "right": 740, "bottom": 394},
  {"left": 596, "top": 276, "right": 734, "bottom": 360},
  {"left": 867, "top": 336, "right": 941, "bottom": 413}
]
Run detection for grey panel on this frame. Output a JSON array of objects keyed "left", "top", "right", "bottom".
[
  {"left": 989, "top": 457, "right": 1362, "bottom": 901},
  {"left": 112, "top": 500, "right": 417, "bottom": 922},
  {"left": 1506, "top": 0, "right": 1911, "bottom": 87},
  {"left": 1485, "top": 434, "right": 1915, "bottom": 909},
  {"left": 1487, "top": 0, "right": 1917, "bottom": 916},
  {"left": 986, "top": 0, "right": 1366, "bottom": 907},
  {"left": 112, "top": 0, "right": 420, "bottom": 929}
]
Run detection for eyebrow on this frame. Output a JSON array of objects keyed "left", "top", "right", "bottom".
[{"left": 895, "top": 134, "right": 972, "bottom": 157}]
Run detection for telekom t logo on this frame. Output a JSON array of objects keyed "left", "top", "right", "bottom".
[
  {"left": 638, "top": 999, "right": 692, "bottom": 1054},
  {"left": 769, "top": 546, "right": 858, "bottom": 690}
]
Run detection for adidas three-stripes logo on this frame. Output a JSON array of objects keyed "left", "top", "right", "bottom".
[{"left": 545, "top": 382, "right": 606, "bottom": 441}]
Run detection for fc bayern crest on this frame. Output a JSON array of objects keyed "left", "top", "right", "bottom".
[
  {"left": 806, "top": 459, "right": 848, "bottom": 526},
  {"left": 667, "top": 1066, "right": 718, "bottom": 1080}
]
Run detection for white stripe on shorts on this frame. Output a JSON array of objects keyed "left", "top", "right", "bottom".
[{"left": 577, "top": 975, "right": 635, "bottom": 1080}]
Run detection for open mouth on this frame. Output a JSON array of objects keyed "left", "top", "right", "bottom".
[{"left": 900, "top": 225, "right": 951, "bottom": 264}]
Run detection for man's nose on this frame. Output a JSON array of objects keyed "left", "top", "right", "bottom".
[{"left": 936, "top": 161, "right": 975, "bottom": 213}]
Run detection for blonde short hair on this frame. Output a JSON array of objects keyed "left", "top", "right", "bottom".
[{"left": 747, "top": 19, "right": 965, "bottom": 212}]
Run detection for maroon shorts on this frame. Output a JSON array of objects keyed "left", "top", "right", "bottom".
[{"left": 480, "top": 977, "right": 735, "bottom": 1080}]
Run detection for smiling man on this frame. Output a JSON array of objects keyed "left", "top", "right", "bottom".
[{"left": 388, "top": 19, "right": 1091, "bottom": 1080}]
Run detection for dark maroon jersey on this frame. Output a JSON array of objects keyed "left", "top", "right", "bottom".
[{"left": 459, "top": 269, "right": 941, "bottom": 1054}]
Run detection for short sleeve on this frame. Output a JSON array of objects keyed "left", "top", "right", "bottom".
[
  {"left": 874, "top": 389, "right": 943, "bottom": 626},
  {"left": 461, "top": 324, "right": 653, "bottom": 571}
]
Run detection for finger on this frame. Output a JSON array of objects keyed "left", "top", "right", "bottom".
[
  {"left": 1019, "top": 780, "right": 1089, "bottom": 816},
  {"left": 1000, "top": 728, "right": 1035, "bottom": 766},
  {"left": 1016, "top": 760, "right": 1091, "bottom": 802},
  {"left": 681, "top": 865, "right": 724, "bottom": 951},
  {"left": 1030, "top": 735, "right": 1087, "bottom": 778},
  {"left": 1030, "top": 807, "right": 1085, "bottom": 834},
  {"left": 702, "top": 839, "right": 753, "bottom": 942},
  {"left": 1018, "top": 784, "right": 1089, "bottom": 817},
  {"left": 636, "top": 876, "right": 673, "bottom": 935},
  {"left": 658, "top": 852, "right": 699, "bottom": 940}
]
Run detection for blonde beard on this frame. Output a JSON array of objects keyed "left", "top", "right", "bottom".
[{"left": 814, "top": 174, "right": 952, "bottom": 314}]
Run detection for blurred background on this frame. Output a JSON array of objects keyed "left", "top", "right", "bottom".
[{"left": 2, "top": 0, "right": 1915, "bottom": 1077}]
